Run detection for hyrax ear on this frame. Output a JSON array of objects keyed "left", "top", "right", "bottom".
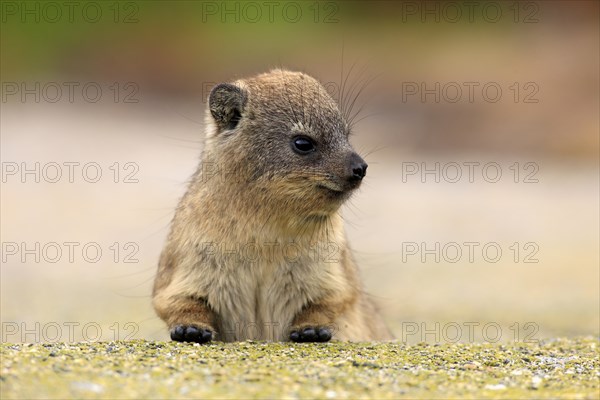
[{"left": 209, "top": 83, "right": 247, "bottom": 132}]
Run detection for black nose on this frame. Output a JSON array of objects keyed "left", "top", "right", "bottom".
[{"left": 349, "top": 153, "right": 368, "bottom": 181}]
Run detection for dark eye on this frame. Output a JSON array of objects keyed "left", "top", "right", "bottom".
[{"left": 291, "top": 136, "right": 316, "bottom": 155}]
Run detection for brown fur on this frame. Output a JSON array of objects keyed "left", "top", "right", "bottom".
[{"left": 152, "top": 69, "right": 393, "bottom": 342}]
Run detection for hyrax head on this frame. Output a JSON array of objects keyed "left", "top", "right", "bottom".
[{"left": 205, "top": 69, "right": 367, "bottom": 216}]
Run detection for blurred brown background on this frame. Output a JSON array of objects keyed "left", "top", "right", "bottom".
[{"left": 1, "top": 1, "right": 598, "bottom": 343}]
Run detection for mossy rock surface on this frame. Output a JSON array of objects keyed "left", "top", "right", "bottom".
[{"left": 1, "top": 337, "right": 598, "bottom": 399}]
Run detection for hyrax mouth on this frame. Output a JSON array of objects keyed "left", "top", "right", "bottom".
[
  {"left": 317, "top": 181, "right": 358, "bottom": 199},
  {"left": 317, "top": 183, "right": 346, "bottom": 195}
]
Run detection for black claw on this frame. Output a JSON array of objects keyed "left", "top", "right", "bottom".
[
  {"left": 317, "top": 327, "right": 332, "bottom": 342},
  {"left": 290, "top": 331, "right": 300, "bottom": 342},
  {"left": 170, "top": 325, "right": 213, "bottom": 344},
  {"left": 184, "top": 326, "right": 199, "bottom": 341},
  {"left": 302, "top": 328, "right": 317, "bottom": 341},
  {"left": 290, "top": 326, "right": 332, "bottom": 343},
  {"left": 171, "top": 325, "right": 186, "bottom": 341},
  {"left": 201, "top": 329, "right": 213, "bottom": 343}
]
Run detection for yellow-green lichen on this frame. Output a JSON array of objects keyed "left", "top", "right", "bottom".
[{"left": 1, "top": 338, "right": 598, "bottom": 399}]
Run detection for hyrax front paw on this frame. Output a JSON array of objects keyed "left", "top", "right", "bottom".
[
  {"left": 170, "top": 324, "right": 213, "bottom": 343},
  {"left": 289, "top": 326, "right": 332, "bottom": 343}
]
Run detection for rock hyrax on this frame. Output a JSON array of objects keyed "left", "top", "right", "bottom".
[{"left": 153, "top": 69, "right": 393, "bottom": 343}]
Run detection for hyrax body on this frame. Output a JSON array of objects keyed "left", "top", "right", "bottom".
[{"left": 152, "top": 69, "right": 392, "bottom": 343}]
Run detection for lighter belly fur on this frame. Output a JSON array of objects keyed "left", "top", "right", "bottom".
[{"left": 206, "top": 258, "right": 322, "bottom": 342}]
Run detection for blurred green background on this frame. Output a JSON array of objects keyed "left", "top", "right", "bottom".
[{"left": 1, "top": 1, "right": 598, "bottom": 343}]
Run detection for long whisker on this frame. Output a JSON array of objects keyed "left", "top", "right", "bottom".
[
  {"left": 342, "top": 63, "right": 371, "bottom": 120},
  {"left": 278, "top": 66, "right": 300, "bottom": 125},
  {"left": 299, "top": 78, "right": 307, "bottom": 126},
  {"left": 361, "top": 144, "right": 388, "bottom": 159},
  {"left": 347, "top": 72, "right": 383, "bottom": 126},
  {"left": 340, "top": 59, "right": 358, "bottom": 118},
  {"left": 349, "top": 109, "right": 390, "bottom": 127},
  {"left": 339, "top": 42, "right": 345, "bottom": 107}
]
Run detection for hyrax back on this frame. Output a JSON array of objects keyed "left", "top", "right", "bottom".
[{"left": 153, "top": 69, "right": 392, "bottom": 343}]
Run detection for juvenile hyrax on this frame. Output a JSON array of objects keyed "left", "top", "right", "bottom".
[{"left": 153, "top": 69, "right": 392, "bottom": 343}]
